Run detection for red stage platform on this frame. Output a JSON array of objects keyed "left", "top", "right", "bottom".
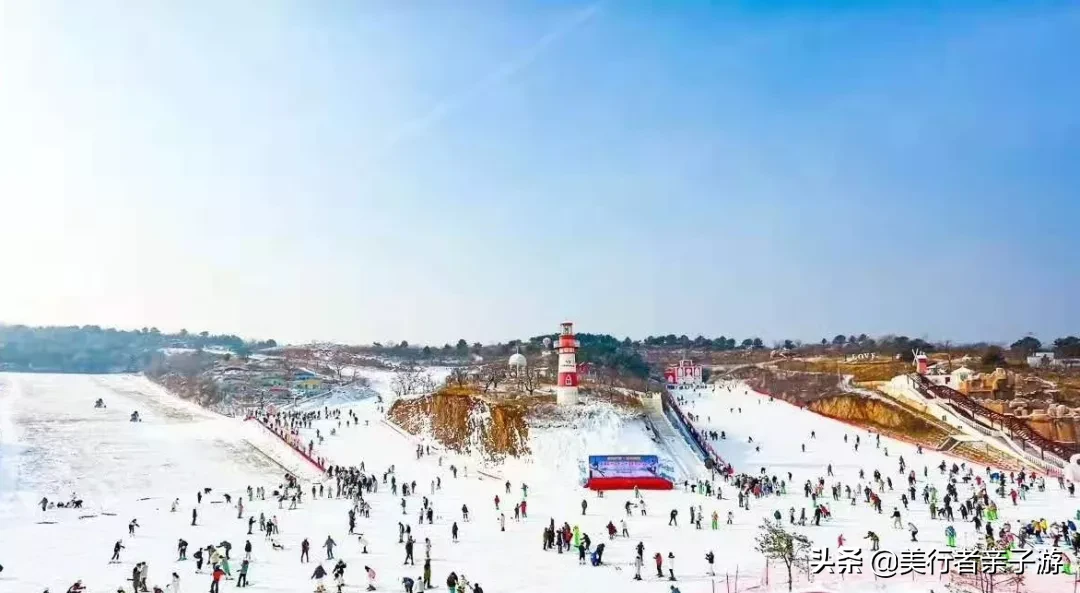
[{"left": 586, "top": 476, "right": 673, "bottom": 491}]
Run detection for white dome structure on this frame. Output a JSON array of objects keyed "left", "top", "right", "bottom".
[{"left": 508, "top": 353, "right": 527, "bottom": 368}]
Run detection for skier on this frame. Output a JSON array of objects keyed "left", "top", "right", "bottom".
[
  {"left": 128, "top": 518, "right": 140, "bottom": 535},
  {"left": 311, "top": 564, "right": 327, "bottom": 586},
  {"left": 169, "top": 572, "right": 180, "bottom": 593},
  {"left": 668, "top": 509, "right": 678, "bottom": 526},
  {"left": 358, "top": 533, "right": 369, "bottom": 554},
  {"left": 452, "top": 522, "right": 459, "bottom": 542},
  {"left": 210, "top": 565, "right": 224, "bottom": 593},
  {"left": 191, "top": 508, "right": 198, "bottom": 526},
  {"left": 193, "top": 548, "right": 204, "bottom": 572},
  {"left": 244, "top": 540, "right": 252, "bottom": 561},
  {"left": 581, "top": 499, "right": 588, "bottom": 515},
  {"left": 365, "top": 566, "right": 377, "bottom": 591},
  {"left": 132, "top": 562, "right": 147, "bottom": 592},
  {"left": 333, "top": 560, "right": 348, "bottom": 591},
  {"left": 653, "top": 552, "right": 664, "bottom": 578},
  {"left": 237, "top": 559, "right": 250, "bottom": 588},
  {"left": 324, "top": 536, "right": 336, "bottom": 560},
  {"left": 301, "top": 538, "right": 311, "bottom": 563},
  {"left": 404, "top": 538, "right": 415, "bottom": 565},
  {"left": 178, "top": 539, "right": 188, "bottom": 560},
  {"left": 705, "top": 551, "right": 715, "bottom": 576},
  {"left": 865, "top": 531, "right": 880, "bottom": 551},
  {"left": 111, "top": 540, "right": 124, "bottom": 562},
  {"left": 667, "top": 551, "right": 676, "bottom": 581}
]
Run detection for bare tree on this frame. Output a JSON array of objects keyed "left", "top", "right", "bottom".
[
  {"left": 281, "top": 349, "right": 302, "bottom": 382},
  {"left": 325, "top": 347, "right": 351, "bottom": 383},
  {"left": 449, "top": 367, "right": 470, "bottom": 388},
  {"left": 599, "top": 366, "right": 619, "bottom": 390},
  {"left": 481, "top": 364, "right": 506, "bottom": 393},
  {"left": 755, "top": 519, "right": 812, "bottom": 591},
  {"left": 417, "top": 371, "right": 436, "bottom": 394},
  {"left": 391, "top": 365, "right": 432, "bottom": 397},
  {"left": 390, "top": 369, "right": 410, "bottom": 398},
  {"left": 520, "top": 364, "right": 543, "bottom": 395}
]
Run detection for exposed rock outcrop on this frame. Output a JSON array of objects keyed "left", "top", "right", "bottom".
[
  {"left": 808, "top": 394, "right": 950, "bottom": 442},
  {"left": 389, "top": 387, "right": 531, "bottom": 461},
  {"left": 388, "top": 386, "right": 647, "bottom": 462}
]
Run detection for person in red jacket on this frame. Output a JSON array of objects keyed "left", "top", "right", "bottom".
[
  {"left": 210, "top": 565, "right": 225, "bottom": 593},
  {"left": 654, "top": 552, "right": 663, "bottom": 578}
]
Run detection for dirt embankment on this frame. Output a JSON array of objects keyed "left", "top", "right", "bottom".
[
  {"left": 389, "top": 386, "right": 646, "bottom": 461},
  {"left": 808, "top": 395, "right": 950, "bottom": 443},
  {"left": 389, "top": 387, "right": 533, "bottom": 461}
]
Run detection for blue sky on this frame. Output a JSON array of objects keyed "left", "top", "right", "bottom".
[{"left": 1, "top": 1, "right": 1076, "bottom": 346}]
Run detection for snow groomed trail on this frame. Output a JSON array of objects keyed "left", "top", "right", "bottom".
[
  {"left": 0, "top": 373, "right": 1075, "bottom": 593},
  {"left": 646, "top": 407, "right": 705, "bottom": 483}
]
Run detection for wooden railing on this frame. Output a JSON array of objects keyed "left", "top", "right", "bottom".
[
  {"left": 656, "top": 382, "right": 734, "bottom": 475},
  {"left": 912, "top": 374, "right": 1078, "bottom": 464}
]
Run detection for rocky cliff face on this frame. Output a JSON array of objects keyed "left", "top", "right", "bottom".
[
  {"left": 388, "top": 387, "right": 647, "bottom": 462},
  {"left": 807, "top": 395, "right": 950, "bottom": 442},
  {"left": 389, "top": 387, "right": 531, "bottom": 461}
]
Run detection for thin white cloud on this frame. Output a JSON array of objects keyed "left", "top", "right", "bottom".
[{"left": 383, "top": 2, "right": 603, "bottom": 151}]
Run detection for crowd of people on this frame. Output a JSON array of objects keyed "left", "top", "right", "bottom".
[{"left": 16, "top": 385, "right": 1080, "bottom": 593}]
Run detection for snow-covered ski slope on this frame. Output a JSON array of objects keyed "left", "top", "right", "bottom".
[
  {"left": 0, "top": 373, "right": 1074, "bottom": 593},
  {"left": 645, "top": 407, "right": 707, "bottom": 482}
]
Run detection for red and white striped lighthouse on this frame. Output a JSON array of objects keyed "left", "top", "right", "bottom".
[{"left": 555, "top": 321, "right": 580, "bottom": 406}]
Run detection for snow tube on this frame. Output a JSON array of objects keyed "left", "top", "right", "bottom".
[{"left": 586, "top": 476, "right": 673, "bottom": 491}]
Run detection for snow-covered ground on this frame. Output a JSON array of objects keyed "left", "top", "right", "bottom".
[
  {"left": 508, "top": 401, "right": 675, "bottom": 488},
  {"left": 1, "top": 374, "right": 1075, "bottom": 593}
]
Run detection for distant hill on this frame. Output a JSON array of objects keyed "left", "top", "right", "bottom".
[{"left": 0, "top": 324, "right": 275, "bottom": 373}]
